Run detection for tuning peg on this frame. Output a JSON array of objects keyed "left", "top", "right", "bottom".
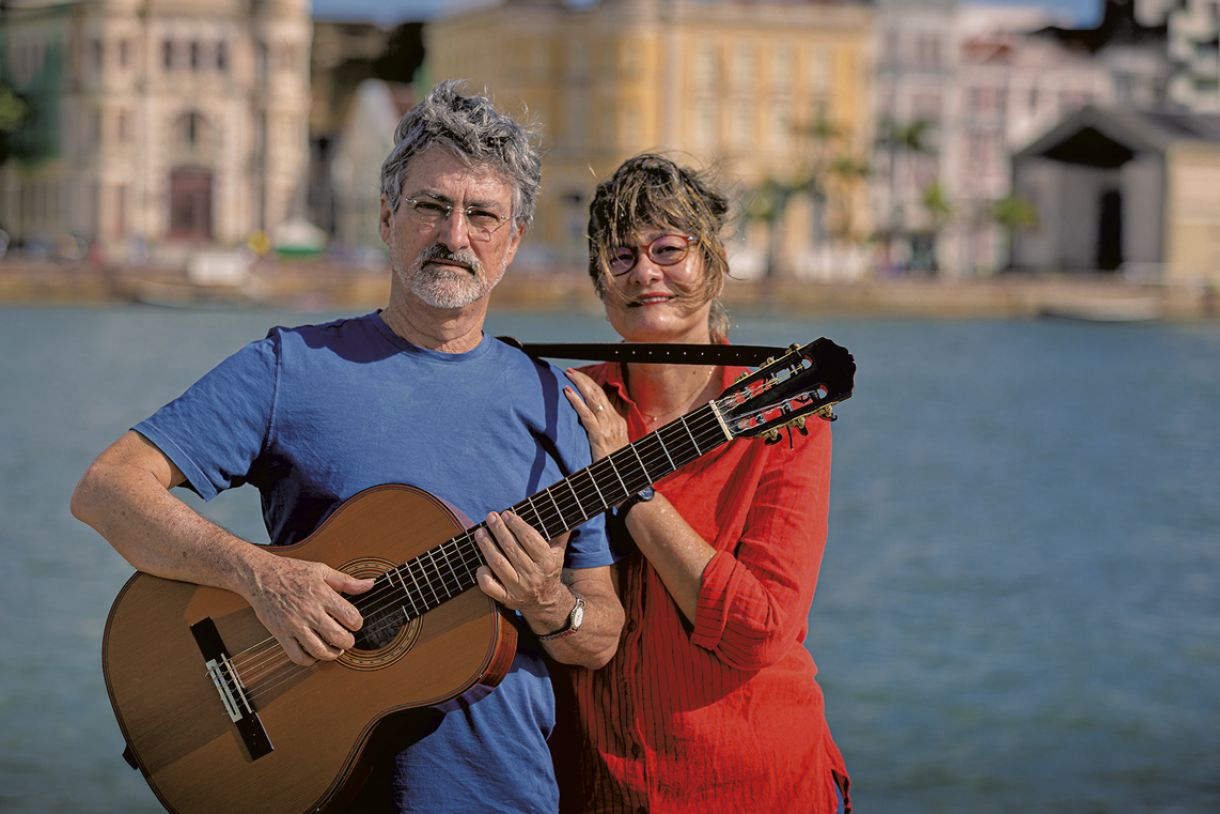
[
  {"left": 814, "top": 404, "right": 837, "bottom": 421},
  {"left": 787, "top": 343, "right": 800, "bottom": 354},
  {"left": 792, "top": 416, "right": 809, "bottom": 435},
  {"left": 762, "top": 428, "right": 782, "bottom": 445}
]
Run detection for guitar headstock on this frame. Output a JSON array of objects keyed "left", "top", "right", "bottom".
[{"left": 715, "top": 338, "right": 855, "bottom": 443}]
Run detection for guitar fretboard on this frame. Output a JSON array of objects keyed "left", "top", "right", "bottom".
[{"left": 369, "top": 402, "right": 732, "bottom": 621}]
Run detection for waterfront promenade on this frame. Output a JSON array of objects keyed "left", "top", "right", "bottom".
[{"left": 1, "top": 257, "right": 1215, "bottom": 321}]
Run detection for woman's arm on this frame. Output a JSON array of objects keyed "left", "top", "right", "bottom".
[{"left": 565, "top": 369, "right": 832, "bottom": 670}]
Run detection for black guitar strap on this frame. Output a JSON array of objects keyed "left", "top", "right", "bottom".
[{"left": 497, "top": 338, "right": 786, "bottom": 367}]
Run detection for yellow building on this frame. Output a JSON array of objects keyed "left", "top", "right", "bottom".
[{"left": 427, "top": 0, "right": 875, "bottom": 278}]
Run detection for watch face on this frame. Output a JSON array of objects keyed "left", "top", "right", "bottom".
[{"left": 571, "top": 600, "right": 585, "bottom": 630}]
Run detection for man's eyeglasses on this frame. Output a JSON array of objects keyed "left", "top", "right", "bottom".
[
  {"left": 402, "top": 196, "right": 510, "bottom": 242},
  {"left": 607, "top": 234, "right": 697, "bottom": 276}
]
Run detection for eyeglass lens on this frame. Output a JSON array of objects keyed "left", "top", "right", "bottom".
[{"left": 608, "top": 234, "right": 692, "bottom": 275}]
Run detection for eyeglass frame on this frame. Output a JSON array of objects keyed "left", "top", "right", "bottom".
[
  {"left": 606, "top": 233, "right": 698, "bottom": 276},
  {"left": 400, "top": 195, "right": 512, "bottom": 242}
]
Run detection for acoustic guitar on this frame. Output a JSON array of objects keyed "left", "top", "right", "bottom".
[{"left": 102, "top": 338, "right": 855, "bottom": 813}]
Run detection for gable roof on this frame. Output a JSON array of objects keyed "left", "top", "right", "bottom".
[{"left": 1016, "top": 106, "right": 1220, "bottom": 165}]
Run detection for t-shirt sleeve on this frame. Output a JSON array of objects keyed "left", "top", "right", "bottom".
[
  {"left": 133, "top": 333, "right": 279, "bottom": 501},
  {"left": 554, "top": 368, "right": 616, "bottom": 571}
]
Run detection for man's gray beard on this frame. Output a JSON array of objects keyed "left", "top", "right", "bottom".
[{"left": 407, "top": 264, "right": 490, "bottom": 309}]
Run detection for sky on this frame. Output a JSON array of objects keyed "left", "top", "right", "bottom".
[{"left": 310, "top": 0, "right": 1103, "bottom": 26}]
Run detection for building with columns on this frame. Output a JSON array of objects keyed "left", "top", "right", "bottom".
[{"left": 0, "top": 0, "right": 311, "bottom": 264}]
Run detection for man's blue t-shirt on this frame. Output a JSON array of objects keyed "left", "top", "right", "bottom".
[{"left": 134, "top": 311, "right": 612, "bottom": 813}]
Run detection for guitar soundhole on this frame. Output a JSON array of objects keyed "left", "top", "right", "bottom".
[
  {"left": 353, "top": 588, "right": 406, "bottom": 650},
  {"left": 339, "top": 558, "right": 421, "bottom": 670}
]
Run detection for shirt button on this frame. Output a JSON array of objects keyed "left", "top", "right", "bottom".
[
  {"left": 626, "top": 619, "right": 638, "bottom": 634},
  {"left": 631, "top": 743, "right": 642, "bottom": 758}
]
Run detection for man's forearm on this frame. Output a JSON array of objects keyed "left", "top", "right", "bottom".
[{"left": 70, "top": 434, "right": 262, "bottom": 595}]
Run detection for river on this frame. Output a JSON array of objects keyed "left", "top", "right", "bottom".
[{"left": 1, "top": 304, "right": 1217, "bottom": 812}]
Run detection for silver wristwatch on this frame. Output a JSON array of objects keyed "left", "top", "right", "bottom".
[{"left": 538, "top": 595, "right": 585, "bottom": 641}]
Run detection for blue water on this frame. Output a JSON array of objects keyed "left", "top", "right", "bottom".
[{"left": 2, "top": 305, "right": 1217, "bottom": 812}]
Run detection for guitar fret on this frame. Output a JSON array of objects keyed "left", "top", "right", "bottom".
[
  {"left": 405, "top": 559, "right": 434, "bottom": 610},
  {"left": 436, "top": 544, "right": 462, "bottom": 598},
  {"left": 655, "top": 431, "right": 678, "bottom": 471},
  {"left": 421, "top": 554, "right": 444, "bottom": 606},
  {"left": 605, "top": 455, "right": 629, "bottom": 500},
  {"left": 545, "top": 487, "right": 568, "bottom": 530},
  {"left": 678, "top": 414, "right": 703, "bottom": 456},
  {"left": 565, "top": 479, "right": 586, "bottom": 520},
  {"left": 388, "top": 568, "right": 420, "bottom": 617},
  {"left": 584, "top": 468, "right": 607, "bottom": 509},
  {"left": 523, "top": 495, "right": 551, "bottom": 538},
  {"left": 630, "top": 442, "right": 652, "bottom": 483},
  {"left": 456, "top": 534, "right": 478, "bottom": 583}
]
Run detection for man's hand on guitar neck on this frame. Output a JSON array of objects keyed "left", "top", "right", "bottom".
[
  {"left": 473, "top": 510, "right": 623, "bottom": 669},
  {"left": 473, "top": 510, "right": 567, "bottom": 621}
]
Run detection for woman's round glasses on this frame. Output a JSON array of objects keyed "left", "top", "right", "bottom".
[
  {"left": 607, "top": 234, "right": 696, "bottom": 276},
  {"left": 402, "top": 196, "right": 510, "bottom": 243}
]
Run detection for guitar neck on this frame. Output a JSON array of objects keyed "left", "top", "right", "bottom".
[{"left": 378, "top": 402, "right": 733, "bottom": 618}]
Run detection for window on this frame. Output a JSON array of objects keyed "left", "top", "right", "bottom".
[
  {"left": 189, "top": 41, "right": 200, "bottom": 70},
  {"left": 807, "top": 47, "right": 831, "bottom": 92},
  {"left": 162, "top": 39, "right": 174, "bottom": 70},
  {"left": 694, "top": 44, "right": 716, "bottom": 91},
  {"left": 92, "top": 39, "right": 104, "bottom": 72},
  {"left": 180, "top": 111, "right": 206, "bottom": 146},
  {"left": 732, "top": 99, "right": 753, "bottom": 148},
  {"left": 693, "top": 99, "right": 717, "bottom": 151},
  {"left": 773, "top": 45, "right": 793, "bottom": 90},
  {"left": 217, "top": 40, "right": 228, "bottom": 72},
  {"left": 733, "top": 44, "right": 755, "bottom": 89},
  {"left": 770, "top": 105, "right": 790, "bottom": 151}
]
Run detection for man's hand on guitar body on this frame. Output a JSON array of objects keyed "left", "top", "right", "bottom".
[{"left": 242, "top": 550, "right": 375, "bottom": 666}]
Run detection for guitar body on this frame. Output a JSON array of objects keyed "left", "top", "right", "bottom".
[{"left": 102, "top": 484, "right": 518, "bottom": 814}]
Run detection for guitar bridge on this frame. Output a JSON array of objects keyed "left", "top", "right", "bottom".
[{"left": 191, "top": 617, "right": 274, "bottom": 761}]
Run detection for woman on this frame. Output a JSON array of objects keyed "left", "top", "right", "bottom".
[{"left": 553, "top": 153, "right": 850, "bottom": 813}]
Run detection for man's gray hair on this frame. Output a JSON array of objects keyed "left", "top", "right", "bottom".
[{"left": 379, "top": 80, "right": 542, "bottom": 230}]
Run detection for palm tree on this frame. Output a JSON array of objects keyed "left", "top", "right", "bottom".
[
  {"left": 0, "top": 84, "right": 30, "bottom": 165},
  {"left": 747, "top": 110, "right": 869, "bottom": 279},
  {"left": 917, "top": 181, "right": 953, "bottom": 272},
  {"left": 876, "top": 117, "right": 934, "bottom": 271},
  {"left": 988, "top": 195, "right": 1038, "bottom": 272}
]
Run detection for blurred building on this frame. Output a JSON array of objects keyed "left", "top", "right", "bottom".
[
  {"left": 1012, "top": 105, "right": 1220, "bottom": 286},
  {"left": 329, "top": 78, "right": 415, "bottom": 261},
  {"left": 426, "top": 0, "right": 875, "bottom": 280},
  {"left": 0, "top": 0, "right": 312, "bottom": 264},
  {"left": 1138, "top": 0, "right": 1220, "bottom": 111},
  {"left": 871, "top": 0, "right": 960, "bottom": 275},
  {"left": 307, "top": 19, "right": 423, "bottom": 240},
  {"left": 873, "top": 0, "right": 1173, "bottom": 277}
]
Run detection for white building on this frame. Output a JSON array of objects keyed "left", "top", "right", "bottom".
[{"left": 0, "top": 0, "right": 312, "bottom": 264}]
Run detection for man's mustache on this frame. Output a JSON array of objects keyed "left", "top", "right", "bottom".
[{"left": 419, "top": 244, "right": 482, "bottom": 274}]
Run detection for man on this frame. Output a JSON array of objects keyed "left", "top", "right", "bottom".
[{"left": 71, "top": 80, "right": 623, "bottom": 813}]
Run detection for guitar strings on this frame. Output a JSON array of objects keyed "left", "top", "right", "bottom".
[
  {"left": 222, "top": 404, "right": 742, "bottom": 703},
  {"left": 217, "top": 388, "right": 808, "bottom": 706}
]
